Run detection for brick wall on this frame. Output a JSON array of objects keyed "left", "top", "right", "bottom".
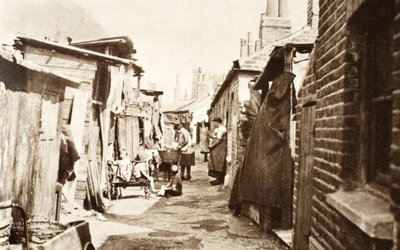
[
  {"left": 259, "top": 16, "right": 291, "bottom": 48},
  {"left": 209, "top": 72, "right": 258, "bottom": 190},
  {"left": 295, "top": 0, "right": 399, "bottom": 249}
]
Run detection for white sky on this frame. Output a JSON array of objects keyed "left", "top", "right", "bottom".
[{"left": 0, "top": 0, "right": 307, "bottom": 102}]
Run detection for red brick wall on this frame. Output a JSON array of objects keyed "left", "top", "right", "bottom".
[{"left": 295, "top": 0, "right": 399, "bottom": 249}]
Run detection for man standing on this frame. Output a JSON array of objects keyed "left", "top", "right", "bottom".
[
  {"left": 173, "top": 124, "right": 194, "bottom": 180},
  {"left": 208, "top": 117, "right": 227, "bottom": 185}
]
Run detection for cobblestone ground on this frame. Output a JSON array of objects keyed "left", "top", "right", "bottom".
[{"left": 76, "top": 157, "right": 288, "bottom": 250}]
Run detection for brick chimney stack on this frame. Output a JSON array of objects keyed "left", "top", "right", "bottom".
[
  {"left": 240, "top": 38, "right": 248, "bottom": 58},
  {"left": 247, "top": 32, "right": 255, "bottom": 55},
  {"left": 174, "top": 74, "right": 181, "bottom": 101},
  {"left": 259, "top": 0, "right": 292, "bottom": 48},
  {"left": 307, "top": 0, "right": 319, "bottom": 30},
  {"left": 255, "top": 40, "right": 261, "bottom": 51}
]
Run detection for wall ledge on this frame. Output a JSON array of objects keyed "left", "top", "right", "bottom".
[{"left": 326, "top": 190, "right": 394, "bottom": 240}]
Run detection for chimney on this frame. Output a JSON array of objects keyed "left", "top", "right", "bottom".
[
  {"left": 307, "top": 0, "right": 319, "bottom": 30},
  {"left": 240, "top": 38, "right": 248, "bottom": 58},
  {"left": 278, "top": 0, "right": 289, "bottom": 18},
  {"left": 255, "top": 40, "right": 261, "bottom": 52},
  {"left": 247, "top": 32, "right": 254, "bottom": 55},
  {"left": 174, "top": 74, "right": 181, "bottom": 100},
  {"left": 266, "top": 0, "right": 279, "bottom": 17},
  {"left": 259, "top": 0, "right": 291, "bottom": 48}
]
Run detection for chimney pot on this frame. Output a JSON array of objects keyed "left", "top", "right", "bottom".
[
  {"left": 266, "top": 0, "right": 279, "bottom": 17},
  {"left": 278, "top": 0, "right": 289, "bottom": 17},
  {"left": 255, "top": 40, "right": 261, "bottom": 51},
  {"left": 240, "top": 38, "right": 248, "bottom": 58},
  {"left": 247, "top": 32, "right": 254, "bottom": 55}
]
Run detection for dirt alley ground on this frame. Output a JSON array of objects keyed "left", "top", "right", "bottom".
[{"left": 61, "top": 155, "right": 288, "bottom": 250}]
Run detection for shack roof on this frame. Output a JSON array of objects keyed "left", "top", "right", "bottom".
[
  {"left": 0, "top": 44, "right": 81, "bottom": 87},
  {"left": 72, "top": 36, "right": 136, "bottom": 60},
  {"left": 72, "top": 36, "right": 132, "bottom": 47},
  {"left": 16, "top": 36, "right": 144, "bottom": 74}
]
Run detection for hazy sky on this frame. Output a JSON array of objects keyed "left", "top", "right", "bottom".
[{"left": 0, "top": 0, "right": 307, "bottom": 101}]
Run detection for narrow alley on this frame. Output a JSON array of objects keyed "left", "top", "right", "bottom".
[
  {"left": 1, "top": 1, "right": 400, "bottom": 249},
  {"left": 72, "top": 156, "right": 287, "bottom": 249}
]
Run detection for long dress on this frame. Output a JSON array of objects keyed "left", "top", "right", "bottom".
[{"left": 208, "top": 129, "right": 227, "bottom": 178}]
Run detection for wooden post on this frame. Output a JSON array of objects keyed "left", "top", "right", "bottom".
[
  {"left": 63, "top": 90, "right": 89, "bottom": 208},
  {"left": 135, "top": 75, "right": 141, "bottom": 98}
]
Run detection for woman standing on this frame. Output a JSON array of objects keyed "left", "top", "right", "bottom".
[{"left": 174, "top": 124, "right": 194, "bottom": 180}]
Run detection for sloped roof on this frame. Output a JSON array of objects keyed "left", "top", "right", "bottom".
[
  {"left": 238, "top": 26, "right": 317, "bottom": 71},
  {"left": 72, "top": 36, "right": 132, "bottom": 46},
  {"left": 211, "top": 26, "right": 318, "bottom": 108},
  {"left": 16, "top": 36, "right": 144, "bottom": 74},
  {"left": 180, "top": 95, "right": 212, "bottom": 111},
  {"left": 0, "top": 44, "right": 81, "bottom": 86}
]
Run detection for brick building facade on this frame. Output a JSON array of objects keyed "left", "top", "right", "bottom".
[{"left": 294, "top": 0, "right": 399, "bottom": 249}]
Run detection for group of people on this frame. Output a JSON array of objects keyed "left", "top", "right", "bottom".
[
  {"left": 108, "top": 116, "right": 228, "bottom": 199},
  {"left": 173, "top": 117, "right": 228, "bottom": 186},
  {"left": 108, "top": 150, "right": 182, "bottom": 198}
]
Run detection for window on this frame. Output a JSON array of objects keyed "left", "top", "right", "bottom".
[
  {"left": 365, "top": 24, "right": 393, "bottom": 187},
  {"left": 355, "top": 2, "right": 395, "bottom": 190}
]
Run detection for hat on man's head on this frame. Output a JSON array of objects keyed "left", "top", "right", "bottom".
[
  {"left": 212, "top": 117, "right": 222, "bottom": 123},
  {"left": 171, "top": 165, "right": 179, "bottom": 172}
]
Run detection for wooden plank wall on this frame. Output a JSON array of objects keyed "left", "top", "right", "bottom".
[
  {"left": 60, "top": 86, "right": 92, "bottom": 208},
  {"left": 0, "top": 67, "right": 65, "bottom": 221},
  {"left": 24, "top": 46, "right": 97, "bottom": 84},
  {"left": 75, "top": 97, "right": 93, "bottom": 205},
  {"left": 117, "top": 116, "right": 140, "bottom": 160},
  {"left": 0, "top": 83, "right": 41, "bottom": 218}
]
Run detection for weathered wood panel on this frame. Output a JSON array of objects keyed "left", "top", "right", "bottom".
[
  {"left": 24, "top": 46, "right": 97, "bottom": 83},
  {"left": 117, "top": 116, "right": 140, "bottom": 160},
  {"left": 24, "top": 46, "right": 97, "bottom": 70},
  {"left": 63, "top": 90, "right": 90, "bottom": 206},
  {"left": 74, "top": 97, "right": 92, "bottom": 206},
  {"left": 30, "top": 91, "right": 61, "bottom": 219},
  {"left": 293, "top": 104, "right": 316, "bottom": 250},
  {"left": 0, "top": 67, "right": 66, "bottom": 221}
]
